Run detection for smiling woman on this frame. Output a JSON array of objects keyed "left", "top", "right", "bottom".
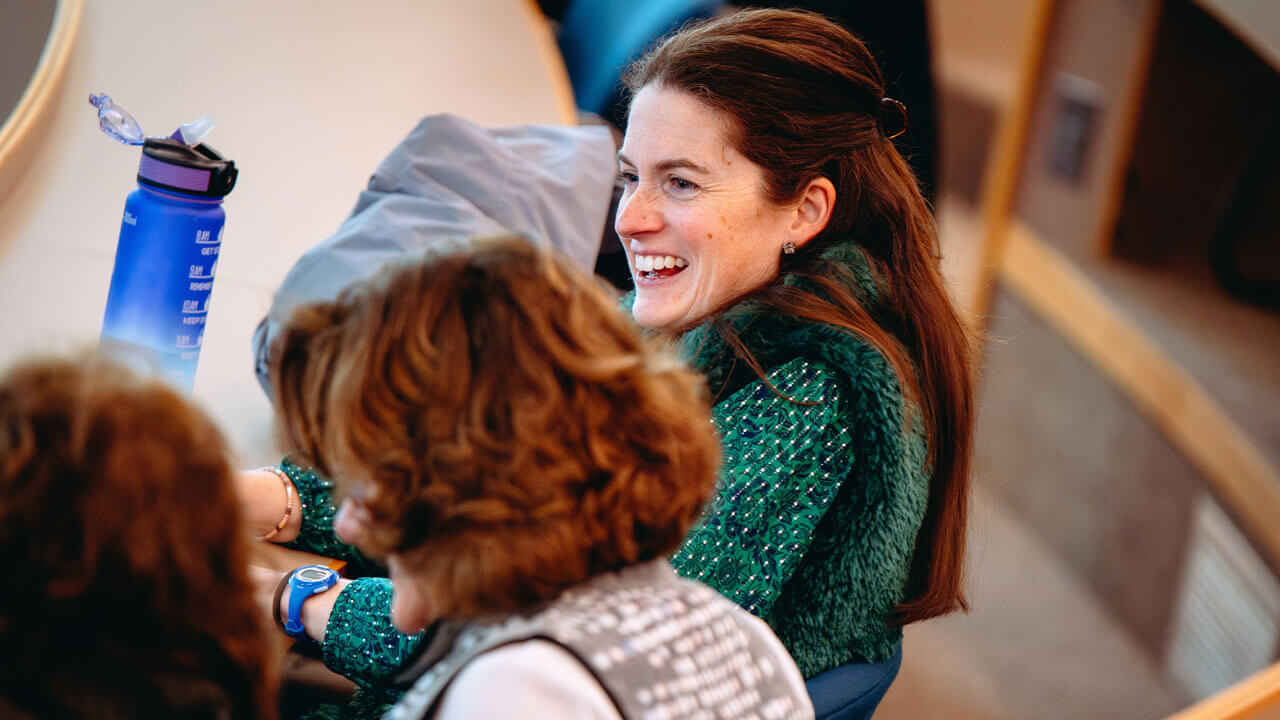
[
  {"left": 611, "top": 10, "right": 976, "bottom": 719},
  {"left": 0, "top": 0, "right": 81, "bottom": 211}
]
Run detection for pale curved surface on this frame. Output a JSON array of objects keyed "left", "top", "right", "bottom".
[
  {"left": 0, "top": 0, "right": 83, "bottom": 207},
  {"left": 0, "top": 0, "right": 577, "bottom": 466}
]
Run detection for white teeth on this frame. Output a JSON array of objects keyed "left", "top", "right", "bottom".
[{"left": 634, "top": 254, "right": 686, "bottom": 273}]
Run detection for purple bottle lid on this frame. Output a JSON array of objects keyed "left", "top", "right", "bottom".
[{"left": 137, "top": 138, "right": 238, "bottom": 198}]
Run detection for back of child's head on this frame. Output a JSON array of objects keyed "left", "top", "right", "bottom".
[
  {"left": 0, "top": 354, "right": 277, "bottom": 720},
  {"left": 272, "top": 235, "right": 722, "bottom": 619}
]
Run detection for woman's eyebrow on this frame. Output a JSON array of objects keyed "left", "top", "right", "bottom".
[{"left": 617, "top": 151, "right": 711, "bottom": 175}]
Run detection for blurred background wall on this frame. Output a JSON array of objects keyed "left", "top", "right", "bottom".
[{"left": 874, "top": 1, "right": 1280, "bottom": 718}]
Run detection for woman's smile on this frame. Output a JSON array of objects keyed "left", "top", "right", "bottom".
[
  {"left": 632, "top": 249, "right": 689, "bottom": 283},
  {"left": 633, "top": 252, "right": 688, "bottom": 276}
]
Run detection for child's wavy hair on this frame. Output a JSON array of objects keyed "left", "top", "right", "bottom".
[
  {"left": 272, "top": 235, "right": 721, "bottom": 617},
  {"left": 0, "top": 354, "right": 277, "bottom": 720}
]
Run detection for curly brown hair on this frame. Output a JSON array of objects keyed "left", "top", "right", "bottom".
[
  {"left": 0, "top": 355, "right": 278, "bottom": 720},
  {"left": 272, "top": 235, "right": 721, "bottom": 618}
]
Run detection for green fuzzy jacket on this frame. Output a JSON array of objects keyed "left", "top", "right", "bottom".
[
  {"left": 278, "top": 241, "right": 930, "bottom": 696},
  {"left": 667, "top": 241, "right": 930, "bottom": 677}
]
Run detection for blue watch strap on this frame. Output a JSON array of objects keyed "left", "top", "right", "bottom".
[{"left": 285, "top": 564, "right": 339, "bottom": 639}]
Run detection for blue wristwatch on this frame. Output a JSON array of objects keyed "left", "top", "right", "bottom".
[{"left": 284, "top": 564, "right": 340, "bottom": 640}]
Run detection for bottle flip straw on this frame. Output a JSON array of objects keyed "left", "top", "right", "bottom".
[{"left": 92, "top": 93, "right": 238, "bottom": 391}]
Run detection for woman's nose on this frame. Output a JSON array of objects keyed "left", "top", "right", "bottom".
[{"left": 615, "top": 187, "right": 662, "bottom": 239}]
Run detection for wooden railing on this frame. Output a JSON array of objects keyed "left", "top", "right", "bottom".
[
  {"left": 997, "top": 221, "right": 1280, "bottom": 576},
  {"left": 965, "top": 0, "right": 1280, "bottom": 715},
  {"left": 1165, "top": 662, "right": 1280, "bottom": 720}
]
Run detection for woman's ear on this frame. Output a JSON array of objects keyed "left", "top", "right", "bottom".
[{"left": 787, "top": 176, "right": 835, "bottom": 250}]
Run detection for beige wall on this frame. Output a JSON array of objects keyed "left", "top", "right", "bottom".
[{"left": 929, "top": 0, "right": 1029, "bottom": 103}]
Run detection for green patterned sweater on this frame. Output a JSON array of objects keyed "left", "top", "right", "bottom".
[
  {"left": 279, "top": 241, "right": 930, "bottom": 691},
  {"left": 668, "top": 241, "right": 931, "bottom": 677}
]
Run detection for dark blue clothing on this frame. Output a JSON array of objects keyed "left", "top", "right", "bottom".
[{"left": 806, "top": 644, "right": 903, "bottom": 720}]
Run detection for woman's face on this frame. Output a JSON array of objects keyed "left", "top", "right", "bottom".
[{"left": 616, "top": 85, "right": 799, "bottom": 331}]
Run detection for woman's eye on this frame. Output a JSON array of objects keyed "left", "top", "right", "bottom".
[
  {"left": 668, "top": 176, "right": 698, "bottom": 194},
  {"left": 619, "top": 171, "right": 638, "bottom": 185}
]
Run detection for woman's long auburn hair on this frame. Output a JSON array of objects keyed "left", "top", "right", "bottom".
[{"left": 624, "top": 8, "right": 974, "bottom": 623}]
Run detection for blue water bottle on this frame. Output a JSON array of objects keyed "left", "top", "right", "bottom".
[{"left": 93, "top": 94, "right": 238, "bottom": 391}]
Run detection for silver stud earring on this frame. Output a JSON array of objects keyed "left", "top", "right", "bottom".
[{"left": 782, "top": 241, "right": 796, "bottom": 255}]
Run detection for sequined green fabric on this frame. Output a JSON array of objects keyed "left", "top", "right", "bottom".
[
  {"left": 670, "top": 348, "right": 927, "bottom": 677},
  {"left": 278, "top": 457, "right": 353, "bottom": 562},
  {"left": 299, "top": 689, "right": 392, "bottom": 720},
  {"left": 670, "top": 358, "right": 852, "bottom": 618},
  {"left": 276, "top": 457, "right": 422, "bottom": 693},
  {"left": 666, "top": 241, "right": 931, "bottom": 677},
  {"left": 321, "top": 578, "right": 425, "bottom": 697}
]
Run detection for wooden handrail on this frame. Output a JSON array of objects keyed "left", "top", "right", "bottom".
[
  {"left": 999, "top": 220, "right": 1280, "bottom": 576},
  {"left": 969, "top": 0, "right": 1057, "bottom": 320},
  {"left": 1164, "top": 662, "right": 1280, "bottom": 720},
  {"left": 250, "top": 542, "right": 347, "bottom": 576},
  {"left": 1090, "top": 0, "right": 1165, "bottom": 257},
  {"left": 963, "top": 1, "right": 1280, "bottom": 715}
]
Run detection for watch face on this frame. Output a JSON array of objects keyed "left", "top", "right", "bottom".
[{"left": 296, "top": 566, "right": 332, "bottom": 582}]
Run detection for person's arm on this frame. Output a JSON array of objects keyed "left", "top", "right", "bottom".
[
  {"left": 242, "top": 458, "right": 425, "bottom": 692},
  {"left": 237, "top": 458, "right": 372, "bottom": 564},
  {"left": 670, "top": 357, "right": 853, "bottom": 618},
  {"left": 253, "top": 565, "right": 426, "bottom": 696},
  {"left": 318, "top": 577, "right": 428, "bottom": 695},
  {"left": 237, "top": 467, "right": 303, "bottom": 543}
]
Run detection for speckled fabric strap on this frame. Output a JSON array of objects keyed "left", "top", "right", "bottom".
[{"left": 671, "top": 357, "right": 853, "bottom": 618}]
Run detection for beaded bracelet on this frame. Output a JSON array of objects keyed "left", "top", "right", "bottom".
[{"left": 255, "top": 466, "right": 295, "bottom": 542}]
